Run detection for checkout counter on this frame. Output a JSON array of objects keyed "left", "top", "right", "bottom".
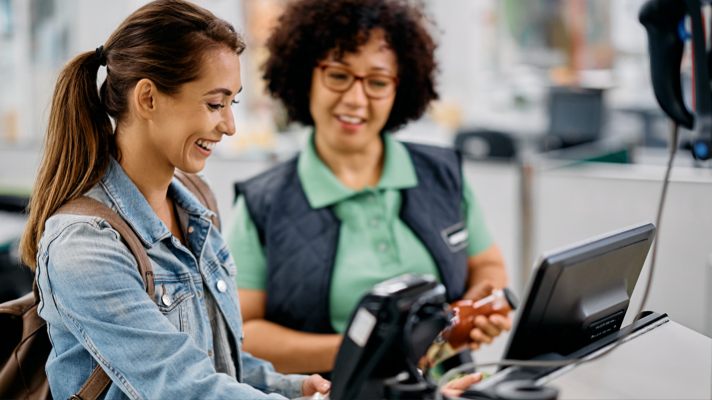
[
  {"left": 546, "top": 318, "right": 711, "bottom": 399},
  {"left": 324, "top": 222, "right": 712, "bottom": 400}
]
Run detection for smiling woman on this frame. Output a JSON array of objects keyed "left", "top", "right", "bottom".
[
  {"left": 116, "top": 49, "right": 242, "bottom": 179},
  {"left": 227, "top": 0, "right": 511, "bottom": 387},
  {"left": 17, "top": 0, "right": 330, "bottom": 399},
  {"left": 309, "top": 29, "right": 399, "bottom": 159}
]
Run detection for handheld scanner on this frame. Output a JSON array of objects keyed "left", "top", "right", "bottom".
[{"left": 640, "top": 0, "right": 712, "bottom": 160}]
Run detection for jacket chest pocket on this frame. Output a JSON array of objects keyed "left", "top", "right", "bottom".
[
  {"left": 220, "top": 260, "right": 237, "bottom": 277},
  {"left": 153, "top": 277, "right": 195, "bottom": 334}
]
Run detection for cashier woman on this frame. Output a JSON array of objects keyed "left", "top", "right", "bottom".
[{"left": 226, "top": 0, "right": 512, "bottom": 374}]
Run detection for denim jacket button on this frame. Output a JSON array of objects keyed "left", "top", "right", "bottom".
[
  {"left": 216, "top": 280, "right": 227, "bottom": 293},
  {"left": 162, "top": 294, "right": 172, "bottom": 307}
]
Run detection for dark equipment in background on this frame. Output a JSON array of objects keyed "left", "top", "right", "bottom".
[
  {"left": 640, "top": 0, "right": 712, "bottom": 160},
  {"left": 0, "top": 194, "right": 30, "bottom": 213},
  {"left": 544, "top": 87, "right": 604, "bottom": 150},
  {"left": 0, "top": 194, "right": 32, "bottom": 303},
  {"left": 330, "top": 274, "right": 450, "bottom": 400},
  {"left": 0, "top": 244, "right": 32, "bottom": 304},
  {"left": 455, "top": 88, "right": 604, "bottom": 159},
  {"left": 455, "top": 130, "right": 517, "bottom": 161}
]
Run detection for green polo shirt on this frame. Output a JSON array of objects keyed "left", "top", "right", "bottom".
[{"left": 226, "top": 134, "right": 493, "bottom": 333}]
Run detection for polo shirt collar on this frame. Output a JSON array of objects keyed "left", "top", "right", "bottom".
[
  {"left": 298, "top": 132, "right": 418, "bottom": 209},
  {"left": 99, "top": 157, "right": 215, "bottom": 246}
]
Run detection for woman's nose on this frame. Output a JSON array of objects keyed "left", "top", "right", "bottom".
[
  {"left": 218, "top": 106, "right": 236, "bottom": 136},
  {"left": 341, "top": 79, "right": 369, "bottom": 108}
]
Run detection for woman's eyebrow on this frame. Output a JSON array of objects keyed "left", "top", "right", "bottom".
[
  {"left": 330, "top": 60, "right": 390, "bottom": 73},
  {"left": 203, "top": 86, "right": 243, "bottom": 96}
]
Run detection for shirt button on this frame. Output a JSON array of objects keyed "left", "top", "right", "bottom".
[
  {"left": 162, "top": 294, "right": 172, "bottom": 307},
  {"left": 367, "top": 195, "right": 375, "bottom": 202},
  {"left": 379, "top": 243, "right": 387, "bottom": 252},
  {"left": 217, "top": 280, "right": 227, "bottom": 293},
  {"left": 188, "top": 226, "right": 195, "bottom": 233},
  {"left": 370, "top": 219, "right": 379, "bottom": 227},
  {"left": 207, "top": 350, "right": 213, "bottom": 357}
]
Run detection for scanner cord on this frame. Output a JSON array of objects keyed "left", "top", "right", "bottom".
[{"left": 436, "top": 122, "right": 680, "bottom": 400}]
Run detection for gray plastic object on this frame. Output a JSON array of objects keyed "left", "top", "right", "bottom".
[{"left": 493, "top": 380, "right": 558, "bottom": 400}]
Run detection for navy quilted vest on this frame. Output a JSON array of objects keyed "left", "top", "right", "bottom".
[{"left": 236, "top": 142, "right": 468, "bottom": 334}]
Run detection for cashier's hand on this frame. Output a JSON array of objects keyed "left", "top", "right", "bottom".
[
  {"left": 463, "top": 282, "right": 513, "bottom": 351},
  {"left": 440, "top": 372, "right": 483, "bottom": 398},
  {"left": 302, "top": 374, "right": 331, "bottom": 397}
]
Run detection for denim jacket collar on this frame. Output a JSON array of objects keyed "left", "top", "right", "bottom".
[{"left": 100, "top": 158, "right": 216, "bottom": 247}]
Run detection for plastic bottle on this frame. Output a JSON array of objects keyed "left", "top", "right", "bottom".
[
  {"left": 422, "top": 288, "right": 518, "bottom": 369},
  {"left": 446, "top": 288, "right": 518, "bottom": 349}
]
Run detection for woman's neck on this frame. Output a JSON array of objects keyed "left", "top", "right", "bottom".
[
  {"left": 115, "top": 127, "right": 175, "bottom": 220},
  {"left": 314, "top": 132, "right": 385, "bottom": 191}
]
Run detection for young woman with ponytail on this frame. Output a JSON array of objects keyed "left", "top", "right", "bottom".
[{"left": 19, "top": 1, "right": 331, "bottom": 398}]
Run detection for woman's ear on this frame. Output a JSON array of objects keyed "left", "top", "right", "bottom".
[{"left": 133, "top": 78, "right": 157, "bottom": 120}]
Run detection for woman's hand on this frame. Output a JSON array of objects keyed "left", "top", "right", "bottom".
[
  {"left": 467, "top": 313, "right": 512, "bottom": 350},
  {"left": 463, "top": 281, "right": 513, "bottom": 350},
  {"left": 441, "top": 372, "right": 483, "bottom": 398},
  {"left": 301, "top": 374, "right": 331, "bottom": 397}
]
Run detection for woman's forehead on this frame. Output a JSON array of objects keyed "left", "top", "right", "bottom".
[
  {"left": 325, "top": 30, "right": 397, "bottom": 73},
  {"left": 191, "top": 49, "right": 242, "bottom": 96}
]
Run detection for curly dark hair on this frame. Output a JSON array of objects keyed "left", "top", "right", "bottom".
[{"left": 263, "top": 0, "right": 438, "bottom": 132}]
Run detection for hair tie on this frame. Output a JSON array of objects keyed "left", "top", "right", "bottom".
[{"left": 95, "top": 45, "right": 107, "bottom": 67}]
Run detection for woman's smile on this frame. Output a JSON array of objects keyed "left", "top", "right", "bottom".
[
  {"left": 335, "top": 114, "right": 366, "bottom": 131},
  {"left": 194, "top": 138, "right": 219, "bottom": 155}
]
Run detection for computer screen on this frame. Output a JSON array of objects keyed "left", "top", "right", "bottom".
[
  {"left": 548, "top": 87, "right": 604, "bottom": 148},
  {"left": 502, "top": 222, "right": 656, "bottom": 362}
]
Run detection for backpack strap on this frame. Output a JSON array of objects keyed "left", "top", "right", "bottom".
[
  {"left": 54, "top": 196, "right": 155, "bottom": 400},
  {"left": 68, "top": 365, "right": 113, "bottom": 400},
  {"left": 173, "top": 170, "right": 221, "bottom": 232},
  {"left": 55, "top": 197, "right": 155, "bottom": 298}
]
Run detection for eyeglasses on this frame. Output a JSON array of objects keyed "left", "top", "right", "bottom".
[{"left": 318, "top": 64, "right": 400, "bottom": 99}]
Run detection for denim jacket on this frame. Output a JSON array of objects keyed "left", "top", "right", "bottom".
[{"left": 35, "top": 158, "right": 305, "bottom": 400}]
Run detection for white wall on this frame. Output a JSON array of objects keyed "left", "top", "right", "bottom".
[
  {"left": 535, "top": 162, "right": 712, "bottom": 337},
  {"left": 200, "top": 156, "right": 275, "bottom": 223},
  {"left": 462, "top": 160, "right": 522, "bottom": 295}
]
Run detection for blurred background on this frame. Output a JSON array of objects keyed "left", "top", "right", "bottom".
[{"left": 1, "top": 0, "right": 711, "bottom": 362}]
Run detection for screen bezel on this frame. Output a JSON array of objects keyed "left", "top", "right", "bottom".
[{"left": 501, "top": 222, "right": 656, "bottom": 364}]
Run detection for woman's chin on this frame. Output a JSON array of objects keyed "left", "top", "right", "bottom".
[
  {"left": 328, "top": 131, "right": 381, "bottom": 153},
  {"left": 178, "top": 159, "right": 206, "bottom": 174}
]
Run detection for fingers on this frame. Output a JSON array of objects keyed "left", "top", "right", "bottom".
[
  {"left": 469, "top": 327, "right": 492, "bottom": 344},
  {"left": 313, "top": 375, "right": 331, "bottom": 394},
  {"left": 475, "top": 315, "right": 502, "bottom": 338},
  {"left": 302, "top": 374, "right": 331, "bottom": 396},
  {"left": 490, "top": 313, "right": 513, "bottom": 331},
  {"left": 469, "top": 314, "right": 512, "bottom": 346},
  {"left": 462, "top": 282, "right": 495, "bottom": 301},
  {"left": 468, "top": 315, "right": 499, "bottom": 344},
  {"left": 441, "top": 373, "right": 483, "bottom": 398}
]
